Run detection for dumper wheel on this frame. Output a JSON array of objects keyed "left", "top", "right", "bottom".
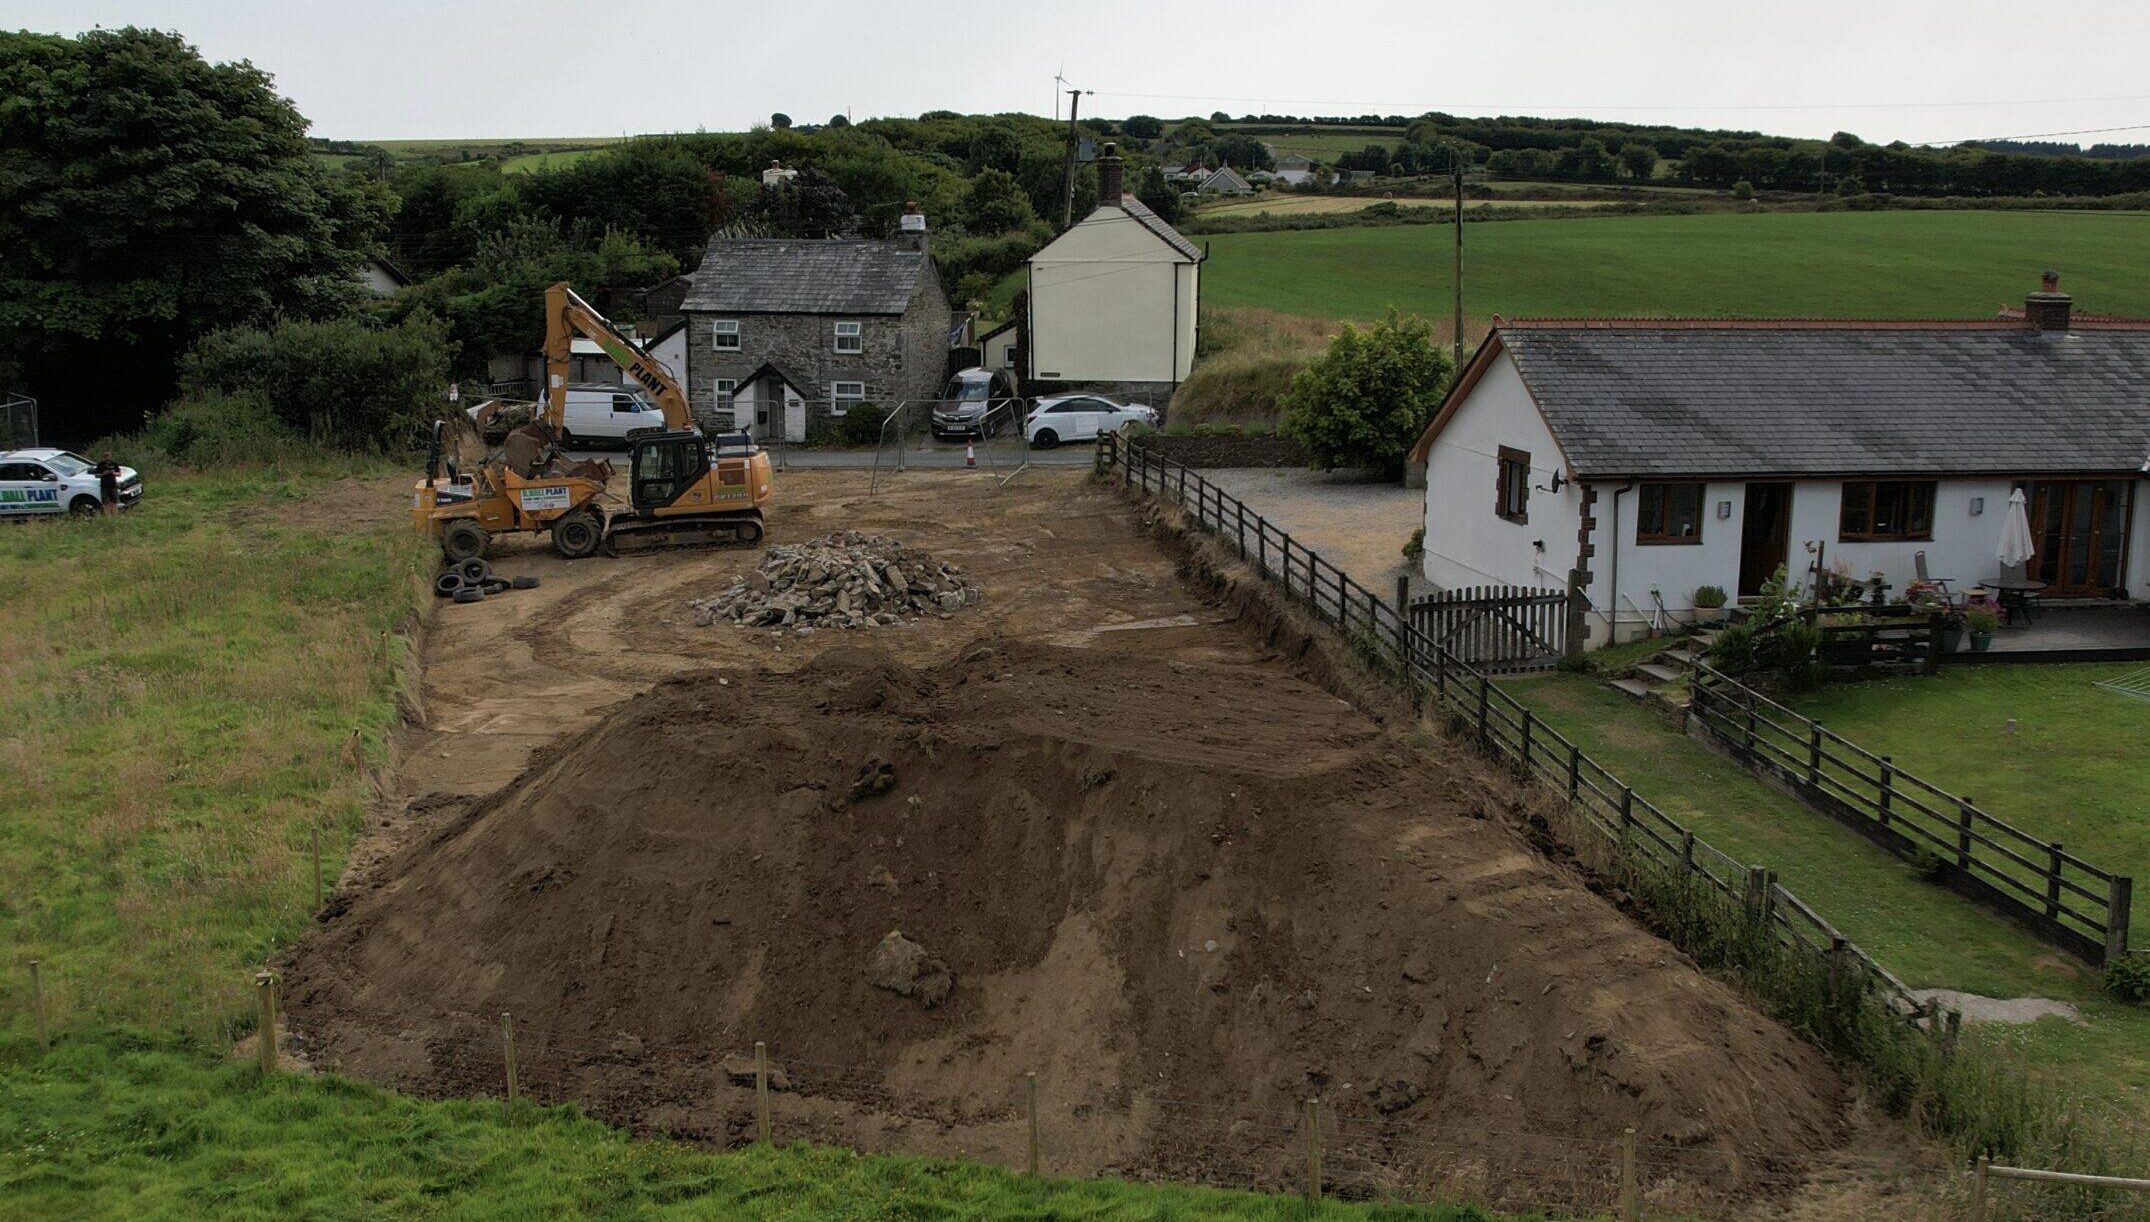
[
  {"left": 441, "top": 519, "right": 489, "bottom": 563},
  {"left": 552, "top": 509, "right": 604, "bottom": 560}
]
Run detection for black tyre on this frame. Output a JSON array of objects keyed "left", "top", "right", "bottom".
[
  {"left": 510, "top": 575, "right": 541, "bottom": 590},
  {"left": 440, "top": 519, "right": 489, "bottom": 563},
  {"left": 457, "top": 556, "right": 492, "bottom": 584},
  {"left": 480, "top": 577, "right": 510, "bottom": 595},
  {"left": 69, "top": 496, "right": 101, "bottom": 515},
  {"left": 1033, "top": 429, "right": 1059, "bottom": 449},
  {"left": 451, "top": 587, "right": 485, "bottom": 604},
  {"left": 432, "top": 571, "right": 466, "bottom": 598},
  {"left": 552, "top": 509, "right": 603, "bottom": 559}
]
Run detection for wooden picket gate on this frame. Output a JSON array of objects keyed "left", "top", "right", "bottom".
[{"left": 1409, "top": 584, "right": 1569, "bottom": 672}]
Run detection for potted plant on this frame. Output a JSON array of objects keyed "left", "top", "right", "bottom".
[
  {"left": 1937, "top": 607, "right": 1966, "bottom": 654},
  {"left": 1965, "top": 606, "right": 2001, "bottom": 652},
  {"left": 1692, "top": 584, "right": 1729, "bottom": 624}
]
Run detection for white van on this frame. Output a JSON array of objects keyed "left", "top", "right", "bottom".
[{"left": 471, "top": 384, "right": 668, "bottom": 448}]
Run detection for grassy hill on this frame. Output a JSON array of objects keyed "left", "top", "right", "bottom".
[{"left": 1198, "top": 209, "right": 2150, "bottom": 322}]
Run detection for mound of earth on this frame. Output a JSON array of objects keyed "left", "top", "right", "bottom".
[{"left": 284, "top": 640, "right": 1848, "bottom": 1201}]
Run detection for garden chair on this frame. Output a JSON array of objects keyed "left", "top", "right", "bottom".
[{"left": 1913, "top": 551, "right": 1957, "bottom": 605}]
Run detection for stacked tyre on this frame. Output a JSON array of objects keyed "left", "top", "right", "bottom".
[{"left": 432, "top": 556, "right": 539, "bottom": 603}]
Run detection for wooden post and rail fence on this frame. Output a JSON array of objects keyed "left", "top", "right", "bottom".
[{"left": 1686, "top": 659, "right": 2132, "bottom": 964}]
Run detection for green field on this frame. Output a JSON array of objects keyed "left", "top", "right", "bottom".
[
  {"left": 502, "top": 148, "right": 608, "bottom": 174},
  {"left": 1199, "top": 210, "right": 2150, "bottom": 323}
]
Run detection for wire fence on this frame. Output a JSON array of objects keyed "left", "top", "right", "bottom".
[
  {"left": 2, "top": 391, "right": 38, "bottom": 450},
  {"left": 1688, "top": 660, "right": 2132, "bottom": 965},
  {"left": 1102, "top": 433, "right": 1934, "bottom": 1025}
]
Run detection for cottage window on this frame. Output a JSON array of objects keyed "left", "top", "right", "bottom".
[
  {"left": 833, "top": 321, "right": 862, "bottom": 353},
  {"left": 713, "top": 378, "right": 737, "bottom": 414},
  {"left": 1495, "top": 446, "right": 1530, "bottom": 523},
  {"left": 711, "top": 320, "right": 740, "bottom": 351},
  {"left": 831, "top": 381, "right": 866, "bottom": 417},
  {"left": 1840, "top": 481, "right": 1935, "bottom": 541},
  {"left": 1636, "top": 482, "right": 1705, "bottom": 544}
]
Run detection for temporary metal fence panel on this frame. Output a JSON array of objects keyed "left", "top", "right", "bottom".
[
  {"left": 1103, "top": 433, "right": 1935, "bottom": 1024},
  {"left": 1687, "top": 660, "right": 2131, "bottom": 964},
  {"left": 1410, "top": 584, "right": 1568, "bottom": 672},
  {"left": 2, "top": 393, "right": 36, "bottom": 450}
]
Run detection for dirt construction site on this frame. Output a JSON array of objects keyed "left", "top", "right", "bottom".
[{"left": 281, "top": 467, "right": 1937, "bottom": 1218}]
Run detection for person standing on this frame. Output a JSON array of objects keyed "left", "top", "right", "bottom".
[{"left": 93, "top": 452, "right": 121, "bottom": 516}]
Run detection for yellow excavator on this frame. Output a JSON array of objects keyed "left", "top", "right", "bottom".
[{"left": 413, "top": 282, "right": 773, "bottom": 561}]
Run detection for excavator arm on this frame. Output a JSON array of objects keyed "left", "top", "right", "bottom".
[{"left": 542, "top": 281, "right": 695, "bottom": 431}]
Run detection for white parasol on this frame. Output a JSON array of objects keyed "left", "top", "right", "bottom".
[{"left": 1996, "top": 487, "right": 2037, "bottom": 569}]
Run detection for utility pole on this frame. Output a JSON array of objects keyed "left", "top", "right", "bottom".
[
  {"left": 1451, "top": 146, "right": 1466, "bottom": 380},
  {"left": 1059, "top": 88, "right": 1089, "bottom": 229}
]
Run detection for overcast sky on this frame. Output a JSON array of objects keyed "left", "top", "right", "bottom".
[{"left": 7, "top": 0, "right": 2150, "bottom": 148}]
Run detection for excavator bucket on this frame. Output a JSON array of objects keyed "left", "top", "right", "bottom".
[{"left": 438, "top": 408, "right": 490, "bottom": 473}]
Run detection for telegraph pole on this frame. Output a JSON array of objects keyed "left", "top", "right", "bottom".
[
  {"left": 1059, "top": 87, "right": 1090, "bottom": 229},
  {"left": 1451, "top": 146, "right": 1466, "bottom": 380}
]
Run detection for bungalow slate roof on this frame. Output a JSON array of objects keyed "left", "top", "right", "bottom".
[
  {"left": 1488, "top": 323, "right": 2150, "bottom": 478},
  {"left": 681, "top": 239, "right": 930, "bottom": 315}
]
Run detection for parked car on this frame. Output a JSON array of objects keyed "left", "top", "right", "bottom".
[
  {"left": 470, "top": 384, "right": 666, "bottom": 448},
  {"left": 1024, "top": 395, "right": 1156, "bottom": 447},
  {"left": 931, "top": 367, "right": 1018, "bottom": 440},
  {"left": 0, "top": 448, "right": 141, "bottom": 516}
]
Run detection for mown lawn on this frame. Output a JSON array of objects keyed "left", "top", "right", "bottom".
[
  {"left": 1200, "top": 210, "right": 2150, "bottom": 322},
  {"left": 0, "top": 467, "right": 1514, "bottom": 1219},
  {"left": 1502, "top": 673, "right": 2150, "bottom": 1116},
  {"left": 1782, "top": 664, "right": 2150, "bottom": 905}
]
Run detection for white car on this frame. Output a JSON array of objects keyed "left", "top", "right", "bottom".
[
  {"left": 1024, "top": 395, "right": 1157, "bottom": 447},
  {"left": 0, "top": 448, "right": 142, "bottom": 517}
]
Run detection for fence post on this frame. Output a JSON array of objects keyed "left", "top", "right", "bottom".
[
  {"left": 1744, "top": 867, "right": 1769, "bottom": 925},
  {"left": 754, "top": 1040, "right": 771, "bottom": 1143},
  {"left": 1681, "top": 829, "right": 1696, "bottom": 870},
  {"left": 2045, "top": 844, "right": 2065, "bottom": 920},
  {"left": 1743, "top": 693, "right": 1758, "bottom": 755},
  {"left": 1475, "top": 679, "right": 1490, "bottom": 746},
  {"left": 1025, "top": 1071, "right": 1040, "bottom": 1176},
  {"left": 1256, "top": 517, "right": 1267, "bottom": 575},
  {"left": 27, "top": 959, "right": 47, "bottom": 1049},
  {"left": 1234, "top": 499, "right": 1246, "bottom": 556},
  {"left": 1807, "top": 724, "right": 1823, "bottom": 788},
  {"left": 1971, "top": 1154, "right": 1989, "bottom": 1222},
  {"left": 1956, "top": 799, "right": 1975, "bottom": 870},
  {"left": 1279, "top": 535, "right": 1294, "bottom": 598},
  {"left": 1567, "top": 744, "right": 1581, "bottom": 799},
  {"left": 1396, "top": 573, "right": 1409, "bottom": 616},
  {"left": 500, "top": 1011, "right": 519, "bottom": 1120},
  {"left": 2109, "top": 877, "right": 2134, "bottom": 961},
  {"left": 1520, "top": 709, "right": 1534, "bottom": 773},
  {"left": 1618, "top": 1127, "right": 1639, "bottom": 1222},
  {"left": 1877, "top": 756, "right": 1894, "bottom": 831},
  {"left": 1619, "top": 785, "right": 1634, "bottom": 852},
  {"left": 254, "top": 971, "right": 277, "bottom": 1075},
  {"left": 1303, "top": 1097, "right": 1322, "bottom": 1203}
]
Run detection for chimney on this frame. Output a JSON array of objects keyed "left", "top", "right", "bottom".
[
  {"left": 2025, "top": 269, "right": 2072, "bottom": 331},
  {"left": 895, "top": 200, "right": 928, "bottom": 253},
  {"left": 1099, "top": 142, "right": 1124, "bottom": 203}
]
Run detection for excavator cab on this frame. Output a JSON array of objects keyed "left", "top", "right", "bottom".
[{"left": 628, "top": 430, "right": 708, "bottom": 515}]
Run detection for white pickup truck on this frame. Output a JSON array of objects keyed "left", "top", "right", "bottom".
[{"left": 0, "top": 448, "right": 143, "bottom": 516}]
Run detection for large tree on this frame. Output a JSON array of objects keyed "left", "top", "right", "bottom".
[
  {"left": 0, "top": 27, "right": 383, "bottom": 438},
  {"left": 1279, "top": 311, "right": 1452, "bottom": 474}
]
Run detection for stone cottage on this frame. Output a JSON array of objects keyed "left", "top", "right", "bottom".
[{"left": 681, "top": 208, "right": 953, "bottom": 442}]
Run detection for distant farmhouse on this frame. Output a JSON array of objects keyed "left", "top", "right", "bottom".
[{"left": 680, "top": 206, "right": 952, "bottom": 442}]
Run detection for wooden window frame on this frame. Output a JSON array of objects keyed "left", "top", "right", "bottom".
[
  {"left": 1838, "top": 480, "right": 1936, "bottom": 542},
  {"left": 711, "top": 319, "right": 740, "bottom": 351},
  {"left": 1635, "top": 481, "right": 1706, "bottom": 546},
  {"left": 1495, "top": 446, "right": 1530, "bottom": 524}
]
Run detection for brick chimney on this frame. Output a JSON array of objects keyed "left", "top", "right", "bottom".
[
  {"left": 1098, "top": 142, "right": 1125, "bottom": 203},
  {"left": 895, "top": 200, "right": 928, "bottom": 254},
  {"left": 2025, "top": 269, "right": 2072, "bottom": 331}
]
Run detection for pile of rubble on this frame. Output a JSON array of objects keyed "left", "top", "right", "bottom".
[{"left": 690, "top": 531, "right": 980, "bottom": 631}]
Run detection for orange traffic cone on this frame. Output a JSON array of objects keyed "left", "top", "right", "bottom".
[{"left": 965, "top": 440, "right": 976, "bottom": 468}]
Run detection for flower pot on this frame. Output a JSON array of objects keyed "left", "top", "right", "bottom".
[
  {"left": 1969, "top": 630, "right": 1994, "bottom": 653},
  {"left": 1938, "top": 625, "right": 1963, "bottom": 654}
]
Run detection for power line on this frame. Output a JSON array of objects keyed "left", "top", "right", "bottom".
[
  {"left": 1085, "top": 88, "right": 2150, "bottom": 115},
  {"left": 1909, "top": 121, "right": 2150, "bottom": 148}
]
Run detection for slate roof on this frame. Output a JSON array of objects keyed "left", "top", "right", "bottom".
[
  {"left": 1416, "top": 320, "right": 2150, "bottom": 478},
  {"left": 681, "top": 239, "right": 931, "bottom": 315},
  {"left": 1114, "top": 196, "right": 1204, "bottom": 261}
]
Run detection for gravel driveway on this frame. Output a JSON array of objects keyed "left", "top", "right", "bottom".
[{"left": 1199, "top": 468, "right": 1423, "bottom": 597}]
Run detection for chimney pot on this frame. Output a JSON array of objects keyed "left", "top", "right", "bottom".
[
  {"left": 1099, "top": 142, "right": 1124, "bottom": 205},
  {"left": 2025, "top": 269, "right": 2072, "bottom": 332}
]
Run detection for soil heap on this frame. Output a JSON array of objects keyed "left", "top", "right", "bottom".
[
  {"left": 284, "top": 640, "right": 1850, "bottom": 1204},
  {"left": 689, "top": 531, "right": 978, "bottom": 631}
]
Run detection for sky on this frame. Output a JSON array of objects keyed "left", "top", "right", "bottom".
[{"left": 7, "top": 0, "right": 2150, "bottom": 148}]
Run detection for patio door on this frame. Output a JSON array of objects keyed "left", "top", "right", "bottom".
[
  {"left": 1739, "top": 483, "right": 1793, "bottom": 596},
  {"left": 2023, "top": 480, "right": 2131, "bottom": 597}
]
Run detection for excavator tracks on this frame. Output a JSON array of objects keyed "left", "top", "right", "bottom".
[{"left": 602, "top": 513, "right": 766, "bottom": 557}]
